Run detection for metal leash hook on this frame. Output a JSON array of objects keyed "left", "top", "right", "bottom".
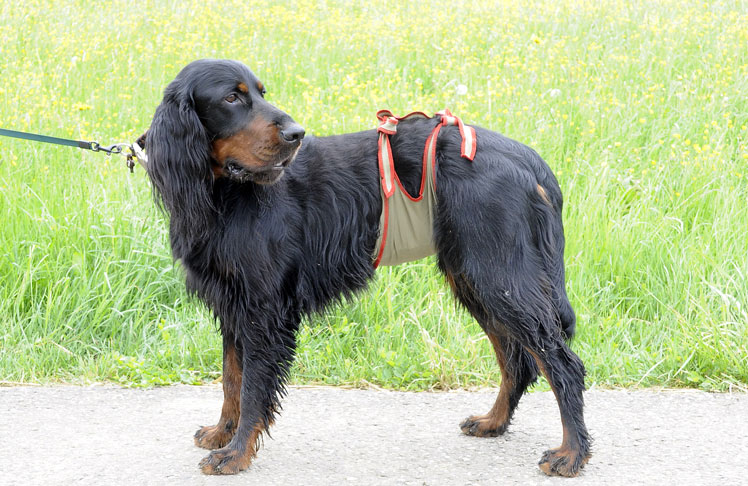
[
  {"left": 93, "top": 142, "right": 129, "bottom": 155},
  {"left": 92, "top": 141, "right": 148, "bottom": 173}
]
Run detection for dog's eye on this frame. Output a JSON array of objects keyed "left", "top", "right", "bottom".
[
  {"left": 260, "top": 88, "right": 266, "bottom": 98},
  {"left": 225, "top": 93, "right": 238, "bottom": 103}
]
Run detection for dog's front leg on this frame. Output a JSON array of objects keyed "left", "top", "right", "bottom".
[
  {"left": 198, "top": 319, "right": 296, "bottom": 475},
  {"left": 194, "top": 333, "right": 242, "bottom": 449}
]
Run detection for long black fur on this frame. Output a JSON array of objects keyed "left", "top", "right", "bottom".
[{"left": 145, "top": 59, "right": 590, "bottom": 477}]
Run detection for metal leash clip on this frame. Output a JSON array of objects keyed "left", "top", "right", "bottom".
[
  {"left": 91, "top": 142, "right": 130, "bottom": 155},
  {"left": 92, "top": 141, "right": 148, "bottom": 173}
]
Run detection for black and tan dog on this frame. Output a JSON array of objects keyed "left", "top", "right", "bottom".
[{"left": 145, "top": 59, "right": 590, "bottom": 477}]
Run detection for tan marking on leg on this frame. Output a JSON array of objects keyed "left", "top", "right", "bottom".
[
  {"left": 526, "top": 349, "right": 589, "bottom": 477},
  {"left": 445, "top": 271, "right": 458, "bottom": 295},
  {"left": 194, "top": 340, "right": 242, "bottom": 450},
  {"left": 461, "top": 333, "right": 514, "bottom": 436},
  {"left": 199, "top": 420, "right": 269, "bottom": 475},
  {"left": 483, "top": 333, "right": 513, "bottom": 427}
]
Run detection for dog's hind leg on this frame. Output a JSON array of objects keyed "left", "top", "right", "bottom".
[
  {"left": 527, "top": 340, "right": 591, "bottom": 477},
  {"left": 459, "top": 332, "right": 538, "bottom": 437},
  {"left": 533, "top": 341, "right": 591, "bottom": 477},
  {"left": 476, "top": 275, "right": 590, "bottom": 477},
  {"left": 446, "top": 272, "right": 538, "bottom": 437},
  {"left": 440, "top": 257, "right": 590, "bottom": 477},
  {"left": 194, "top": 333, "right": 242, "bottom": 450}
]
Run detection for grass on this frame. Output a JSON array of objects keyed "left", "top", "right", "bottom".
[{"left": 0, "top": 0, "right": 746, "bottom": 391}]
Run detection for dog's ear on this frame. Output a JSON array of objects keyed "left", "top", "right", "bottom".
[{"left": 146, "top": 82, "right": 215, "bottom": 248}]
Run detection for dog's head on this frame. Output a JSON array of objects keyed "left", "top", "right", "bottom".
[
  {"left": 144, "top": 59, "right": 304, "bottom": 247},
  {"left": 147, "top": 59, "right": 304, "bottom": 196},
  {"left": 190, "top": 60, "right": 304, "bottom": 184}
]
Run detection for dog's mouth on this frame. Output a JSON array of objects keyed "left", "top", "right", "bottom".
[{"left": 223, "top": 144, "right": 301, "bottom": 185}]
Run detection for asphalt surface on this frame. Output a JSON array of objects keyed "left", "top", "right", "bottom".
[{"left": 1, "top": 385, "right": 746, "bottom": 485}]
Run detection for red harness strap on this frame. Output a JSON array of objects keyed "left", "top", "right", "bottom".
[{"left": 373, "top": 109, "right": 477, "bottom": 268}]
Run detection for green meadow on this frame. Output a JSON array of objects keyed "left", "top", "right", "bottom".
[{"left": 0, "top": 0, "right": 746, "bottom": 391}]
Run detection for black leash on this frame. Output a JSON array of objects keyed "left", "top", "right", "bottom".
[{"left": 0, "top": 127, "right": 148, "bottom": 172}]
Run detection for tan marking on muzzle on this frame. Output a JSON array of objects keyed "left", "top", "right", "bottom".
[{"left": 211, "top": 116, "right": 281, "bottom": 170}]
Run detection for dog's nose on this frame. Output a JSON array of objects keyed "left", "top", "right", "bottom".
[{"left": 280, "top": 124, "right": 305, "bottom": 143}]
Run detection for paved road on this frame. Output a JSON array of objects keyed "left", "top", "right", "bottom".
[{"left": 1, "top": 385, "right": 746, "bottom": 485}]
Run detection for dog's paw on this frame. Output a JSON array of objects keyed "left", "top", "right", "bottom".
[
  {"left": 538, "top": 447, "right": 590, "bottom": 477},
  {"left": 459, "top": 415, "right": 509, "bottom": 437},
  {"left": 198, "top": 447, "right": 252, "bottom": 475},
  {"left": 194, "top": 424, "right": 234, "bottom": 450}
]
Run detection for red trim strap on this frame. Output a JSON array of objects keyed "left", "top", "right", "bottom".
[{"left": 372, "top": 195, "right": 390, "bottom": 267}]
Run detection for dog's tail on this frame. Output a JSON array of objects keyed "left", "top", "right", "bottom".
[{"left": 532, "top": 182, "right": 577, "bottom": 340}]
